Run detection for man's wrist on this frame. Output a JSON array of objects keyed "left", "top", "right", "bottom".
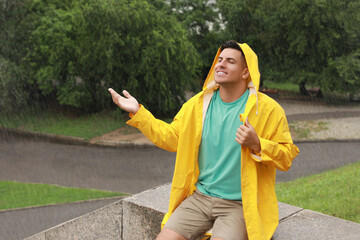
[
  {"left": 251, "top": 137, "right": 261, "bottom": 153},
  {"left": 130, "top": 104, "right": 141, "bottom": 116}
]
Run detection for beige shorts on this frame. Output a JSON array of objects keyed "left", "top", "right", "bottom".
[{"left": 164, "top": 190, "right": 248, "bottom": 240}]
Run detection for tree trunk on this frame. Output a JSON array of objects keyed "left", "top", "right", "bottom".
[{"left": 299, "top": 80, "right": 309, "bottom": 96}]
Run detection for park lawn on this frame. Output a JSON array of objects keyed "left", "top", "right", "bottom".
[
  {"left": 0, "top": 181, "right": 127, "bottom": 211},
  {"left": 0, "top": 105, "right": 174, "bottom": 140},
  {"left": 276, "top": 161, "right": 360, "bottom": 223},
  {"left": 0, "top": 107, "right": 125, "bottom": 140},
  {"left": 262, "top": 80, "right": 299, "bottom": 92}
]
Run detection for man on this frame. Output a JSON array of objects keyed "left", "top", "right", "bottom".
[{"left": 109, "top": 40, "right": 299, "bottom": 240}]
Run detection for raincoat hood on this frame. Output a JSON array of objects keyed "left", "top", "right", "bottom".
[{"left": 203, "top": 42, "right": 260, "bottom": 96}]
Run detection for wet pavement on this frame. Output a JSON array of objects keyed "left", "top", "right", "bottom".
[
  {"left": 277, "top": 140, "right": 360, "bottom": 181},
  {"left": 0, "top": 132, "right": 176, "bottom": 194},
  {"left": 0, "top": 197, "right": 123, "bottom": 240},
  {"left": 1, "top": 132, "right": 359, "bottom": 192}
]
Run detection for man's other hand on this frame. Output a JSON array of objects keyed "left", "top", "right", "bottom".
[
  {"left": 235, "top": 117, "right": 261, "bottom": 153},
  {"left": 108, "top": 88, "right": 140, "bottom": 115}
]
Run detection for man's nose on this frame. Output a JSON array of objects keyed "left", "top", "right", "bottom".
[{"left": 217, "top": 61, "right": 226, "bottom": 69}]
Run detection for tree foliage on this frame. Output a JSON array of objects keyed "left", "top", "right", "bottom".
[
  {"left": 0, "top": 0, "right": 36, "bottom": 112},
  {"left": 218, "top": 0, "right": 360, "bottom": 95},
  {"left": 0, "top": 57, "right": 29, "bottom": 112},
  {"left": 277, "top": 0, "right": 360, "bottom": 93},
  {"left": 160, "top": 0, "right": 225, "bottom": 80},
  {"left": 2, "top": 0, "right": 360, "bottom": 115},
  {"left": 25, "top": 0, "right": 201, "bottom": 115},
  {"left": 0, "top": 0, "right": 30, "bottom": 62}
]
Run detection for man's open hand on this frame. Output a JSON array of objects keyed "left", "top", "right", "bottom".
[
  {"left": 235, "top": 117, "right": 261, "bottom": 153},
  {"left": 108, "top": 88, "right": 140, "bottom": 115}
]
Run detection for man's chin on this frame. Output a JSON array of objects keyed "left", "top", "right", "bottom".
[
  {"left": 214, "top": 78, "right": 224, "bottom": 84},
  {"left": 214, "top": 78, "right": 230, "bottom": 85}
]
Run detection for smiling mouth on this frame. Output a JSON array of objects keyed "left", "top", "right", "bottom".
[{"left": 216, "top": 71, "right": 227, "bottom": 75}]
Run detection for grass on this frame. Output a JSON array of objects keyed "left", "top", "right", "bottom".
[
  {"left": 262, "top": 80, "right": 299, "bottom": 93},
  {"left": 276, "top": 161, "right": 360, "bottom": 223},
  {"left": 0, "top": 106, "right": 125, "bottom": 140},
  {"left": 289, "top": 120, "right": 329, "bottom": 140},
  {"left": 0, "top": 181, "right": 127, "bottom": 211}
]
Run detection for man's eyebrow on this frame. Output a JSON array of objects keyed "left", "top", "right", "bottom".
[{"left": 218, "top": 56, "right": 237, "bottom": 62}]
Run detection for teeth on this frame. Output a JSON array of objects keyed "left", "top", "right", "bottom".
[{"left": 217, "top": 71, "right": 226, "bottom": 75}]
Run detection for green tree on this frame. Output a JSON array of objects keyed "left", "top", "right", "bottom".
[
  {"left": 0, "top": 57, "right": 28, "bottom": 113},
  {"left": 26, "top": 0, "right": 201, "bottom": 115},
  {"left": 218, "top": 0, "right": 360, "bottom": 96},
  {"left": 216, "top": 0, "right": 276, "bottom": 86},
  {"left": 165, "top": 0, "right": 225, "bottom": 80},
  {"left": 326, "top": 49, "right": 360, "bottom": 99},
  {"left": 0, "top": 0, "right": 36, "bottom": 113},
  {"left": 1, "top": 0, "right": 28, "bottom": 61},
  {"left": 277, "top": 0, "right": 360, "bottom": 95}
]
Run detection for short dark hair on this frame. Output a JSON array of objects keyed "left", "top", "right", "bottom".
[{"left": 220, "top": 40, "right": 245, "bottom": 57}]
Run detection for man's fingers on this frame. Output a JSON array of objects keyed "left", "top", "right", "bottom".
[
  {"left": 122, "top": 90, "right": 132, "bottom": 99},
  {"left": 236, "top": 129, "right": 244, "bottom": 143},
  {"left": 123, "top": 90, "right": 131, "bottom": 98},
  {"left": 108, "top": 88, "right": 130, "bottom": 99},
  {"left": 108, "top": 88, "right": 139, "bottom": 114},
  {"left": 108, "top": 88, "right": 114, "bottom": 97},
  {"left": 236, "top": 125, "right": 251, "bottom": 144},
  {"left": 108, "top": 88, "right": 122, "bottom": 105},
  {"left": 239, "top": 125, "right": 247, "bottom": 132},
  {"left": 108, "top": 88, "right": 118, "bottom": 99},
  {"left": 244, "top": 117, "right": 250, "bottom": 127}
]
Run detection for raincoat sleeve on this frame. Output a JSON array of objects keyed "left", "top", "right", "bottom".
[
  {"left": 126, "top": 104, "right": 183, "bottom": 152},
  {"left": 250, "top": 104, "right": 299, "bottom": 171}
]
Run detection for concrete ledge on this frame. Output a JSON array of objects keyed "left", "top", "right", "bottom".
[
  {"left": 26, "top": 200, "right": 123, "bottom": 240},
  {"left": 122, "top": 184, "right": 170, "bottom": 240},
  {"left": 26, "top": 184, "right": 360, "bottom": 240},
  {"left": 274, "top": 209, "right": 360, "bottom": 239}
]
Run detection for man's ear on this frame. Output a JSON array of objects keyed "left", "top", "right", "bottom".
[{"left": 242, "top": 68, "right": 250, "bottom": 80}]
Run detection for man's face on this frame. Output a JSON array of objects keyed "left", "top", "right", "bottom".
[{"left": 214, "top": 48, "right": 248, "bottom": 86}]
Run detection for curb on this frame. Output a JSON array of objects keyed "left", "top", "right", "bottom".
[
  {"left": 0, "top": 127, "right": 157, "bottom": 149},
  {"left": 287, "top": 110, "right": 360, "bottom": 122},
  {"left": 293, "top": 138, "right": 360, "bottom": 144},
  {"left": 0, "top": 196, "right": 126, "bottom": 214},
  {"left": 89, "top": 139, "right": 157, "bottom": 149},
  {"left": 0, "top": 126, "right": 87, "bottom": 145}
]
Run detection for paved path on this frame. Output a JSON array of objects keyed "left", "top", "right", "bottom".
[
  {"left": 277, "top": 140, "right": 360, "bottom": 181},
  {"left": 0, "top": 197, "right": 123, "bottom": 240},
  {"left": 277, "top": 99, "right": 360, "bottom": 116},
  {"left": 0, "top": 132, "right": 175, "bottom": 194},
  {"left": 2, "top": 132, "right": 359, "bottom": 192}
]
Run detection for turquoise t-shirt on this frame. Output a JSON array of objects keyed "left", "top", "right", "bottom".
[{"left": 196, "top": 89, "right": 249, "bottom": 201}]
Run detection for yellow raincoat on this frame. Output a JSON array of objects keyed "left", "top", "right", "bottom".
[{"left": 127, "top": 43, "right": 299, "bottom": 240}]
